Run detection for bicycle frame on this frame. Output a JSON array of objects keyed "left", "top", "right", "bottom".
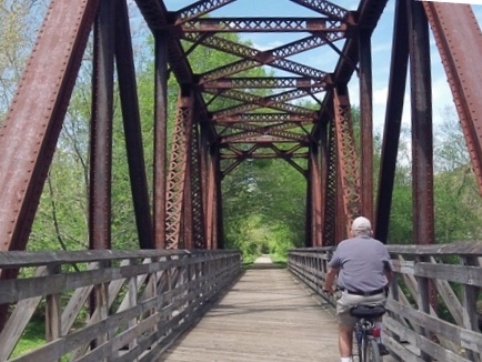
[
  {"left": 350, "top": 304, "right": 385, "bottom": 362},
  {"left": 353, "top": 316, "right": 382, "bottom": 362}
]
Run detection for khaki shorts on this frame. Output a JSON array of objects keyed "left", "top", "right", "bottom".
[{"left": 336, "top": 291, "right": 387, "bottom": 328}]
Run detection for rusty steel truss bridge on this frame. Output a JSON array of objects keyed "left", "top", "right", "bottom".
[
  {"left": 1, "top": 0, "right": 482, "bottom": 250},
  {"left": 1, "top": 0, "right": 482, "bottom": 360}
]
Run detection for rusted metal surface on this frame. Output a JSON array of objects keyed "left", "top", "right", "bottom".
[
  {"left": 423, "top": 2, "right": 482, "bottom": 195},
  {"left": 0, "top": 0, "right": 99, "bottom": 252},
  {"left": 333, "top": 86, "right": 361, "bottom": 236},
  {"left": 408, "top": 0, "right": 437, "bottom": 318},
  {"left": 409, "top": 0, "right": 435, "bottom": 246},
  {"left": 375, "top": 0, "right": 409, "bottom": 244},
  {"left": 201, "top": 77, "right": 328, "bottom": 90},
  {"left": 115, "top": 0, "right": 153, "bottom": 249},
  {"left": 310, "top": 144, "right": 323, "bottom": 247},
  {"left": 189, "top": 119, "right": 207, "bottom": 249},
  {"left": 322, "top": 121, "right": 337, "bottom": 246},
  {"left": 154, "top": 34, "right": 169, "bottom": 249},
  {"left": 358, "top": 30, "right": 373, "bottom": 222},
  {"left": 0, "top": 0, "right": 100, "bottom": 332},
  {"left": 165, "top": 94, "right": 194, "bottom": 249},
  {"left": 89, "top": 0, "right": 115, "bottom": 251},
  {"left": 180, "top": 17, "right": 348, "bottom": 32}
]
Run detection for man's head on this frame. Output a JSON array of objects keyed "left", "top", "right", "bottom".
[{"left": 351, "top": 216, "right": 372, "bottom": 237}]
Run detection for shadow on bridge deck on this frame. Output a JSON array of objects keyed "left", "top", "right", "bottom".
[{"left": 160, "top": 255, "right": 340, "bottom": 361}]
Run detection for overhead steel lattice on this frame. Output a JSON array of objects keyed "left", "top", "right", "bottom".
[{"left": 1, "top": 0, "right": 482, "bottom": 256}]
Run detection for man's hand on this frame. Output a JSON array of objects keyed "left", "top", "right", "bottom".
[
  {"left": 322, "top": 285, "right": 334, "bottom": 295},
  {"left": 323, "top": 266, "right": 338, "bottom": 295}
]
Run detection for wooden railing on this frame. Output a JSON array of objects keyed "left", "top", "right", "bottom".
[
  {"left": 288, "top": 242, "right": 482, "bottom": 362},
  {"left": 0, "top": 249, "right": 241, "bottom": 362}
]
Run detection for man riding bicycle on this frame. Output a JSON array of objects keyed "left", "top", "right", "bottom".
[{"left": 323, "top": 216, "right": 392, "bottom": 362}]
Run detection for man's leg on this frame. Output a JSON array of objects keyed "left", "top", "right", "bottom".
[
  {"left": 339, "top": 324, "right": 353, "bottom": 357},
  {"left": 336, "top": 292, "right": 358, "bottom": 361}
]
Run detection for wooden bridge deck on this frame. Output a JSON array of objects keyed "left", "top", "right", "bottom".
[{"left": 160, "top": 256, "right": 340, "bottom": 361}]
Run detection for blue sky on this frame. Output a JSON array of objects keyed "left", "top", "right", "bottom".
[{"left": 163, "top": 0, "right": 482, "bottom": 132}]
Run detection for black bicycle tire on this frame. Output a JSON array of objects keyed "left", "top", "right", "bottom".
[
  {"left": 365, "top": 337, "right": 382, "bottom": 362},
  {"left": 356, "top": 331, "right": 363, "bottom": 362}
]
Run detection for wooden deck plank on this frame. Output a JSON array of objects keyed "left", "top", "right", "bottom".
[{"left": 160, "top": 257, "right": 340, "bottom": 361}]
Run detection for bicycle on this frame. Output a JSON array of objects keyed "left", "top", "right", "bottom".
[{"left": 350, "top": 304, "right": 386, "bottom": 362}]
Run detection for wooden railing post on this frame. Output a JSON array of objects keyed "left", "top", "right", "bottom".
[
  {"left": 128, "top": 259, "right": 138, "bottom": 355},
  {"left": 462, "top": 256, "right": 481, "bottom": 361},
  {"left": 415, "top": 255, "right": 432, "bottom": 361},
  {"left": 93, "top": 261, "right": 109, "bottom": 361},
  {"left": 46, "top": 264, "right": 61, "bottom": 362}
]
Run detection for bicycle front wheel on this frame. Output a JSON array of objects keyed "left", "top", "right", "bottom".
[{"left": 362, "top": 337, "right": 382, "bottom": 362}]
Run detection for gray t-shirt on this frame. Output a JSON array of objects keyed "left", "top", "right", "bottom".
[{"left": 328, "top": 236, "right": 392, "bottom": 292}]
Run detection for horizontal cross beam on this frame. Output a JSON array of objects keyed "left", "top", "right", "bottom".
[
  {"left": 200, "top": 77, "right": 330, "bottom": 89},
  {"left": 180, "top": 17, "right": 348, "bottom": 32}
]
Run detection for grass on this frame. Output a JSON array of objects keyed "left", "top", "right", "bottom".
[
  {"left": 11, "top": 319, "right": 72, "bottom": 361},
  {"left": 10, "top": 319, "right": 45, "bottom": 359}
]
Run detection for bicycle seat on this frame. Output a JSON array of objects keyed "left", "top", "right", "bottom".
[{"left": 350, "top": 304, "right": 386, "bottom": 319}]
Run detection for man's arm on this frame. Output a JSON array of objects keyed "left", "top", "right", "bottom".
[
  {"left": 323, "top": 266, "right": 339, "bottom": 294},
  {"left": 384, "top": 268, "right": 393, "bottom": 284}
]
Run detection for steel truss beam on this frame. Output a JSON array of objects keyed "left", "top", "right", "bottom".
[
  {"left": 333, "top": 86, "right": 361, "bottom": 236},
  {"left": 134, "top": 0, "right": 217, "bottom": 141},
  {"left": 375, "top": 0, "right": 409, "bottom": 243},
  {"left": 314, "top": 0, "right": 388, "bottom": 137},
  {"left": 423, "top": 2, "right": 482, "bottom": 194},
  {"left": 220, "top": 144, "right": 307, "bottom": 176},
  {"left": 213, "top": 113, "right": 316, "bottom": 123},
  {"left": 165, "top": 94, "right": 194, "bottom": 249},
  {"left": 309, "top": 143, "right": 322, "bottom": 247},
  {"left": 174, "top": 0, "right": 237, "bottom": 24},
  {"left": 116, "top": 0, "right": 153, "bottom": 250},
  {"left": 409, "top": 0, "right": 434, "bottom": 246},
  {"left": 201, "top": 77, "right": 329, "bottom": 90},
  {"left": 219, "top": 123, "right": 309, "bottom": 143},
  {"left": 183, "top": 33, "right": 338, "bottom": 81},
  {"left": 289, "top": 0, "right": 350, "bottom": 20},
  {"left": 220, "top": 152, "right": 308, "bottom": 160},
  {"left": 89, "top": 0, "right": 115, "bottom": 251},
  {"left": 180, "top": 17, "right": 347, "bottom": 32},
  {"left": 220, "top": 135, "right": 307, "bottom": 144},
  {"left": 211, "top": 88, "right": 319, "bottom": 118},
  {"left": 322, "top": 120, "right": 337, "bottom": 246},
  {"left": 0, "top": 0, "right": 100, "bottom": 252}
]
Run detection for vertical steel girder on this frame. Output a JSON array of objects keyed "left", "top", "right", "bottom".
[
  {"left": 200, "top": 128, "right": 211, "bottom": 249},
  {"left": 409, "top": 0, "right": 437, "bottom": 317},
  {"left": 189, "top": 117, "right": 207, "bottom": 249},
  {"left": 183, "top": 142, "right": 194, "bottom": 249},
  {"left": 333, "top": 86, "right": 361, "bottom": 237},
  {"left": 309, "top": 144, "right": 323, "bottom": 247},
  {"left": 154, "top": 34, "right": 169, "bottom": 249},
  {"left": 375, "top": 0, "right": 409, "bottom": 243},
  {"left": 89, "top": 0, "right": 116, "bottom": 251},
  {"left": 0, "top": 0, "right": 99, "bottom": 252},
  {"left": 358, "top": 31, "right": 374, "bottom": 222},
  {"left": 305, "top": 172, "right": 313, "bottom": 247},
  {"left": 423, "top": 2, "right": 482, "bottom": 195},
  {"left": 205, "top": 147, "right": 217, "bottom": 249},
  {"left": 116, "top": 0, "right": 153, "bottom": 250},
  {"left": 165, "top": 94, "right": 194, "bottom": 249},
  {"left": 321, "top": 121, "right": 337, "bottom": 246},
  {"left": 214, "top": 149, "right": 225, "bottom": 249},
  {"left": 409, "top": 0, "right": 435, "bottom": 246}
]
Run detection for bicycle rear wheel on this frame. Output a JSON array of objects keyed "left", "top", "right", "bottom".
[
  {"left": 354, "top": 328, "right": 363, "bottom": 362},
  {"left": 362, "top": 337, "right": 382, "bottom": 362}
]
